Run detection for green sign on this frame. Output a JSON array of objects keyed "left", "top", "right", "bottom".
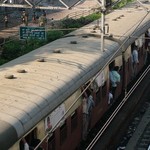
[{"left": 20, "top": 26, "right": 46, "bottom": 40}]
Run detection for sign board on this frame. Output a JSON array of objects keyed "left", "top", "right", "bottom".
[
  {"left": 19, "top": 26, "right": 46, "bottom": 40},
  {"left": 45, "top": 104, "right": 66, "bottom": 132}
]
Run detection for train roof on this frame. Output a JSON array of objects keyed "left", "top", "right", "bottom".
[
  {"left": 69, "top": 2, "right": 150, "bottom": 44},
  {"left": 0, "top": 2, "right": 150, "bottom": 149}
]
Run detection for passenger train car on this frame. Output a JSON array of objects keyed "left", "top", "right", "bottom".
[{"left": 0, "top": 2, "right": 150, "bottom": 150}]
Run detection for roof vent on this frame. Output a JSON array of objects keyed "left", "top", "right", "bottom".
[
  {"left": 135, "top": 5, "right": 140, "bottom": 8},
  {"left": 120, "top": 15, "right": 124, "bottom": 17},
  {"left": 93, "top": 25, "right": 100, "bottom": 30},
  {"left": 112, "top": 18, "right": 117, "bottom": 21},
  {"left": 117, "top": 16, "right": 121, "bottom": 19},
  {"left": 109, "top": 34, "right": 113, "bottom": 38},
  {"left": 17, "top": 69, "right": 26, "bottom": 73},
  {"left": 5, "top": 74, "right": 14, "bottom": 79},
  {"left": 91, "top": 30, "right": 96, "bottom": 33},
  {"left": 53, "top": 49, "right": 62, "bottom": 53},
  {"left": 82, "top": 35, "right": 88, "bottom": 38},
  {"left": 37, "top": 58, "right": 45, "bottom": 62},
  {"left": 70, "top": 41, "right": 77, "bottom": 44}
]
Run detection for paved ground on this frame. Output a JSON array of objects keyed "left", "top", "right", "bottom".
[{"left": 0, "top": 0, "right": 99, "bottom": 38}]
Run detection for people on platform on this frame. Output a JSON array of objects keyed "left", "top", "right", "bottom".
[
  {"left": 21, "top": 11, "right": 28, "bottom": 26},
  {"left": 42, "top": 10, "right": 46, "bottom": 17},
  {"left": 4, "top": 15, "right": 8, "bottom": 28},
  {"left": 39, "top": 14, "right": 47, "bottom": 27},
  {"left": 32, "top": 11, "right": 37, "bottom": 23}
]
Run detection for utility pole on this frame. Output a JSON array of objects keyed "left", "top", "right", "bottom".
[
  {"left": 101, "top": 0, "right": 106, "bottom": 52},
  {"left": 97, "top": 0, "right": 106, "bottom": 52}
]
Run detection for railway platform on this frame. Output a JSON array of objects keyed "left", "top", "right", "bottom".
[{"left": 0, "top": 0, "right": 99, "bottom": 38}]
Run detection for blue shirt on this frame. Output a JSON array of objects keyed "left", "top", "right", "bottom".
[
  {"left": 131, "top": 49, "right": 139, "bottom": 63},
  {"left": 109, "top": 71, "right": 120, "bottom": 87}
]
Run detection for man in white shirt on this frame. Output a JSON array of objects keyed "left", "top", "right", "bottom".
[
  {"left": 108, "top": 91, "right": 113, "bottom": 105},
  {"left": 22, "top": 138, "right": 30, "bottom": 150}
]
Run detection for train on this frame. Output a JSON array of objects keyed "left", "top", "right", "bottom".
[{"left": 0, "top": 1, "right": 150, "bottom": 150}]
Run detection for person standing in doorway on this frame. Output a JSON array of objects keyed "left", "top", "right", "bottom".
[
  {"left": 109, "top": 66, "right": 121, "bottom": 98},
  {"left": 131, "top": 46, "right": 139, "bottom": 77}
]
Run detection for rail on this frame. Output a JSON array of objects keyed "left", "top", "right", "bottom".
[{"left": 86, "top": 65, "right": 150, "bottom": 150}]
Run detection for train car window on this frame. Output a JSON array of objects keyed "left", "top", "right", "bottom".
[
  {"left": 60, "top": 121, "right": 67, "bottom": 145},
  {"left": 19, "top": 139, "right": 25, "bottom": 150},
  {"left": 26, "top": 128, "right": 37, "bottom": 145},
  {"left": 48, "top": 133, "right": 55, "bottom": 150},
  {"left": 19, "top": 128, "right": 38, "bottom": 150},
  {"left": 145, "top": 30, "right": 150, "bottom": 49},
  {"left": 102, "top": 81, "right": 107, "bottom": 98},
  {"left": 95, "top": 87, "right": 101, "bottom": 105},
  {"left": 19, "top": 128, "right": 39, "bottom": 150},
  {"left": 131, "top": 42, "right": 135, "bottom": 50},
  {"left": 109, "top": 61, "right": 115, "bottom": 70},
  {"left": 71, "top": 110, "right": 78, "bottom": 132},
  {"left": 138, "top": 48, "right": 142, "bottom": 58},
  {"left": 128, "top": 59, "right": 130, "bottom": 71}
]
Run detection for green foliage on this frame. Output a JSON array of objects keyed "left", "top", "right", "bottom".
[
  {"left": 2, "top": 40, "right": 21, "bottom": 60},
  {"left": 61, "top": 18, "right": 81, "bottom": 29},
  {"left": 26, "top": 38, "right": 47, "bottom": 49},
  {"left": 61, "top": 13, "right": 101, "bottom": 30},
  {"left": 84, "top": 13, "right": 101, "bottom": 21},
  {"left": 46, "top": 30, "right": 64, "bottom": 42},
  {"left": 1, "top": 38, "right": 48, "bottom": 62},
  {"left": 0, "top": 30, "right": 64, "bottom": 64},
  {"left": 0, "top": 58, "right": 8, "bottom": 65},
  {"left": 113, "top": 0, "right": 135, "bottom": 9}
]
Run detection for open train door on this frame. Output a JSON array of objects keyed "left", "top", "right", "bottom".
[{"left": 59, "top": 0, "right": 84, "bottom": 9}]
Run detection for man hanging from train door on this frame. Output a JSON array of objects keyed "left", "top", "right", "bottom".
[
  {"left": 87, "top": 89, "right": 95, "bottom": 129},
  {"left": 131, "top": 45, "right": 139, "bottom": 77},
  {"left": 145, "top": 30, "right": 150, "bottom": 65},
  {"left": 82, "top": 96, "right": 88, "bottom": 140},
  {"left": 81, "top": 86, "right": 95, "bottom": 140},
  {"left": 147, "top": 42, "right": 150, "bottom": 64},
  {"left": 109, "top": 66, "right": 121, "bottom": 99}
]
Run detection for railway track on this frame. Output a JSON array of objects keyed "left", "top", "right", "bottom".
[
  {"left": 84, "top": 65, "right": 150, "bottom": 150},
  {"left": 136, "top": 122, "right": 150, "bottom": 149}
]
